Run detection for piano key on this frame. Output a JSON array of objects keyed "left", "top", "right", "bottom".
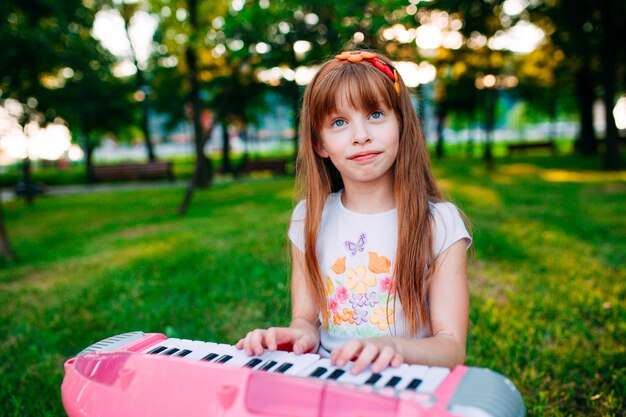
[
  {"left": 394, "top": 364, "right": 429, "bottom": 391},
  {"left": 278, "top": 353, "right": 320, "bottom": 376},
  {"left": 385, "top": 376, "right": 402, "bottom": 388},
  {"left": 258, "top": 360, "right": 278, "bottom": 371},
  {"left": 176, "top": 349, "right": 192, "bottom": 357},
  {"left": 308, "top": 358, "right": 333, "bottom": 378},
  {"left": 201, "top": 353, "right": 219, "bottom": 361},
  {"left": 215, "top": 354, "right": 233, "bottom": 363},
  {"left": 146, "top": 346, "right": 168, "bottom": 355},
  {"left": 326, "top": 369, "right": 346, "bottom": 380},
  {"left": 334, "top": 363, "right": 374, "bottom": 386},
  {"left": 274, "top": 362, "right": 293, "bottom": 373},
  {"left": 364, "top": 373, "right": 382, "bottom": 385},
  {"left": 176, "top": 340, "right": 223, "bottom": 361},
  {"left": 309, "top": 366, "right": 328, "bottom": 378},
  {"left": 416, "top": 366, "right": 450, "bottom": 393},
  {"left": 244, "top": 358, "right": 263, "bottom": 368},
  {"left": 406, "top": 378, "right": 423, "bottom": 390},
  {"left": 372, "top": 364, "right": 410, "bottom": 389},
  {"left": 162, "top": 348, "right": 180, "bottom": 356}
]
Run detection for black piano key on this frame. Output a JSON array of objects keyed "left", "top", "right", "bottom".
[
  {"left": 385, "top": 376, "right": 402, "bottom": 388},
  {"left": 201, "top": 353, "right": 219, "bottom": 361},
  {"left": 244, "top": 358, "right": 263, "bottom": 368},
  {"left": 309, "top": 367, "right": 327, "bottom": 378},
  {"left": 365, "top": 373, "right": 382, "bottom": 385},
  {"left": 216, "top": 355, "right": 233, "bottom": 363},
  {"left": 274, "top": 363, "right": 293, "bottom": 373},
  {"left": 147, "top": 346, "right": 168, "bottom": 354},
  {"left": 176, "top": 349, "right": 192, "bottom": 357},
  {"left": 406, "top": 378, "right": 423, "bottom": 390},
  {"left": 259, "top": 360, "right": 278, "bottom": 371},
  {"left": 326, "top": 369, "right": 346, "bottom": 380},
  {"left": 162, "top": 348, "right": 180, "bottom": 356}
]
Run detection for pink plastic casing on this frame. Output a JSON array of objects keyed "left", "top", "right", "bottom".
[{"left": 61, "top": 333, "right": 469, "bottom": 417}]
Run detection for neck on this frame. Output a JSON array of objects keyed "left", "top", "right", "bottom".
[{"left": 341, "top": 178, "right": 395, "bottom": 214}]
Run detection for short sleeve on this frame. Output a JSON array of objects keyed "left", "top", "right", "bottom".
[
  {"left": 430, "top": 202, "right": 472, "bottom": 257},
  {"left": 288, "top": 200, "right": 306, "bottom": 251}
]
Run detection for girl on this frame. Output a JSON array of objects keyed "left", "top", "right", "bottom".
[{"left": 236, "top": 50, "right": 471, "bottom": 375}]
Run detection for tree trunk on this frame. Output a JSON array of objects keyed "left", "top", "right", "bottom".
[
  {"left": 435, "top": 104, "right": 447, "bottom": 159},
  {"left": 0, "top": 199, "right": 16, "bottom": 262},
  {"left": 484, "top": 88, "right": 496, "bottom": 169},
  {"left": 137, "top": 70, "right": 156, "bottom": 162},
  {"left": 121, "top": 4, "right": 156, "bottom": 162},
  {"left": 220, "top": 118, "right": 232, "bottom": 174},
  {"left": 599, "top": 0, "right": 622, "bottom": 170},
  {"left": 81, "top": 129, "right": 96, "bottom": 183},
  {"left": 575, "top": 65, "right": 598, "bottom": 155},
  {"left": 183, "top": 0, "right": 212, "bottom": 199}
]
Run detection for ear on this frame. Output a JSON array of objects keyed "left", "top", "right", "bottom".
[{"left": 314, "top": 142, "right": 329, "bottom": 158}]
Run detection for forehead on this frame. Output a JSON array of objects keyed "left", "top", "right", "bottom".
[{"left": 319, "top": 68, "right": 393, "bottom": 115}]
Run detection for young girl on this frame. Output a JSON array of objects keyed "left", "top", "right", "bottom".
[{"left": 236, "top": 50, "right": 471, "bottom": 375}]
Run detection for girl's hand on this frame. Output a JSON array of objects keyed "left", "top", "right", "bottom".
[
  {"left": 235, "top": 326, "right": 319, "bottom": 356},
  {"left": 331, "top": 338, "right": 404, "bottom": 375}
]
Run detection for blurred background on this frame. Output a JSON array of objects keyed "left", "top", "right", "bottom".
[
  {"left": 1, "top": 0, "right": 624, "bottom": 184},
  {"left": 0, "top": 1, "right": 625, "bottom": 416}
]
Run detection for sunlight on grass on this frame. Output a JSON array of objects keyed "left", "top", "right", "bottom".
[
  {"left": 440, "top": 180, "right": 502, "bottom": 207},
  {"left": 498, "top": 163, "right": 626, "bottom": 183}
]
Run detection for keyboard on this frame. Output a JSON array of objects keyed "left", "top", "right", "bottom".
[{"left": 61, "top": 331, "right": 526, "bottom": 417}]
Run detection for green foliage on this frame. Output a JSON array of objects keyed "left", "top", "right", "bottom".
[{"left": 1, "top": 155, "right": 624, "bottom": 416}]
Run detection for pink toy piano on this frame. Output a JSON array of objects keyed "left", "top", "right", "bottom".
[{"left": 61, "top": 331, "right": 525, "bottom": 417}]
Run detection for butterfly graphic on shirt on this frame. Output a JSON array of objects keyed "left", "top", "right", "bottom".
[{"left": 345, "top": 233, "right": 366, "bottom": 256}]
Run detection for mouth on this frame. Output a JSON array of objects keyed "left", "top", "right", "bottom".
[{"left": 349, "top": 151, "right": 382, "bottom": 162}]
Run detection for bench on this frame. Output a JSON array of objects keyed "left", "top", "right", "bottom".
[
  {"left": 238, "top": 158, "right": 290, "bottom": 176},
  {"left": 92, "top": 161, "right": 174, "bottom": 182},
  {"left": 507, "top": 141, "right": 556, "bottom": 155}
]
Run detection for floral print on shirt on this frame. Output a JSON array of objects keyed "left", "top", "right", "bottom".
[{"left": 326, "top": 239, "right": 397, "bottom": 338}]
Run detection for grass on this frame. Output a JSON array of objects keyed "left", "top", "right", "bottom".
[{"left": 1, "top": 153, "right": 624, "bottom": 416}]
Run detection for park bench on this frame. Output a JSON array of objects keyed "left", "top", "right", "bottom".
[
  {"left": 238, "top": 158, "right": 290, "bottom": 176},
  {"left": 507, "top": 141, "right": 556, "bottom": 156},
  {"left": 92, "top": 161, "right": 174, "bottom": 182}
]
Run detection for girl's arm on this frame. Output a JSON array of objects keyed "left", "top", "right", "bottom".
[
  {"left": 331, "top": 239, "right": 469, "bottom": 374},
  {"left": 236, "top": 244, "right": 320, "bottom": 355}
]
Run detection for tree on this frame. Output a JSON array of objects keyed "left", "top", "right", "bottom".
[
  {"left": 528, "top": 0, "right": 624, "bottom": 169},
  {"left": 118, "top": 1, "right": 158, "bottom": 161},
  {"left": 0, "top": 0, "right": 136, "bottom": 259}
]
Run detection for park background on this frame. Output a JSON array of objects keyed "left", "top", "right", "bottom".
[{"left": 0, "top": 0, "right": 624, "bottom": 416}]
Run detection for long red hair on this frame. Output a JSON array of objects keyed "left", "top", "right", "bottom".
[{"left": 294, "top": 51, "right": 443, "bottom": 336}]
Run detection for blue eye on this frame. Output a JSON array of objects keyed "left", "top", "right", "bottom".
[
  {"left": 331, "top": 119, "right": 346, "bottom": 128},
  {"left": 370, "top": 111, "right": 383, "bottom": 120}
]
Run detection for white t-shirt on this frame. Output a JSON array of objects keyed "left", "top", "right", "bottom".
[{"left": 288, "top": 190, "right": 472, "bottom": 356}]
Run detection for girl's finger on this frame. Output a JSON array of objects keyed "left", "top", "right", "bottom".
[
  {"left": 247, "top": 329, "right": 267, "bottom": 356},
  {"left": 265, "top": 327, "right": 279, "bottom": 351},
  {"left": 370, "top": 345, "right": 396, "bottom": 374},
  {"left": 351, "top": 343, "right": 379, "bottom": 374},
  {"left": 390, "top": 353, "right": 403, "bottom": 368},
  {"left": 332, "top": 339, "right": 363, "bottom": 367}
]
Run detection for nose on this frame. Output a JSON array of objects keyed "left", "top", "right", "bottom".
[{"left": 352, "top": 120, "right": 371, "bottom": 145}]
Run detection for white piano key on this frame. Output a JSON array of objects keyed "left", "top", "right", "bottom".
[
  {"left": 142, "top": 338, "right": 180, "bottom": 354},
  {"left": 416, "top": 366, "right": 450, "bottom": 393},
  {"left": 278, "top": 352, "right": 321, "bottom": 376},
  {"left": 185, "top": 341, "right": 228, "bottom": 361},
  {"left": 334, "top": 363, "right": 374, "bottom": 386},
  {"left": 304, "top": 358, "right": 333, "bottom": 379},
  {"left": 226, "top": 347, "right": 276, "bottom": 368},
  {"left": 373, "top": 364, "right": 411, "bottom": 389},
  {"left": 394, "top": 364, "right": 429, "bottom": 391}
]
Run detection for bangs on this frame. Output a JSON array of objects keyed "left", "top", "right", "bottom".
[{"left": 309, "top": 62, "right": 398, "bottom": 133}]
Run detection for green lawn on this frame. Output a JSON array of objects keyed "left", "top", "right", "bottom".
[{"left": 1, "top": 155, "right": 624, "bottom": 416}]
